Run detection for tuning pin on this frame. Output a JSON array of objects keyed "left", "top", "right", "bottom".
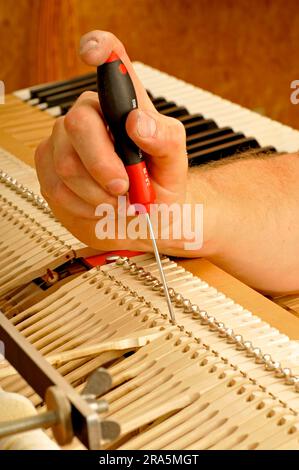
[
  {"left": 183, "top": 299, "right": 193, "bottom": 313},
  {"left": 159, "top": 287, "right": 176, "bottom": 299},
  {"left": 262, "top": 353, "right": 274, "bottom": 370},
  {"left": 215, "top": 322, "right": 226, "bottom": 336},
  {"left": 142, "top": 274, "right": 156, "bottom": 285},
  {"left": 136, "top": 268, "right": 145, "bottom": 278},
  {"left": 243, "top": 341, "right": 254, "bottom": 356},
  {"left": 137, "top": 270, "right": 148, "bottom": 280},
  {"left": 145, "top": 276, "right": 157, "bottom": 286},
  {"left": 207, "top": 316, "right": 217, "bottom": 330},
  {"left": 151, "top": 279, "right": 162, "bottom": 290},
  {"left": 116, "top": 256, "right": 129, "bottom": 266},
  {"left": 234, "top": 335, "right": 245, "bottom": 350},
  {"left": 129, "top": 263, "right": 138, "bottom": 274},
  {"left": 199, "top": 311, "right": 210, "bottom": 324},
  {"left": 15, "top": 183, "right": 23, "bottom": 193},
  {"left": 174, "top": 293, "right": 185, "bottom": 307},
  {"left": 275, "top": 367, "right": 292, "bottom": 381},
  {"left": 252, "top": 348, "right": 263, "bottom": 362},
  {"left": 225, "top": 328, "right": 235, "bottom": 343}
]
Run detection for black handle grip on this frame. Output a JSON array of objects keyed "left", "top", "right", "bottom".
[{"left": 97, "top": 57, "right": 144, "bottom": 166}]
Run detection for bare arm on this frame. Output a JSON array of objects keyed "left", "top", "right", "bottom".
[{"left": 187, "top": 152, "right": 299, "bottom": 295}]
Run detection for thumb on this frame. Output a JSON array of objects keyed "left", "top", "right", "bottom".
[
  {"left": 126, "top": 109, "right": 188, "bottom": 196},
  {"left": 79, "top": 30, "right": 155, "bottom": 111}
]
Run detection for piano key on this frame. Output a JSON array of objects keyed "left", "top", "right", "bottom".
[
  {"left": 29, "top": 72, "right": 96, "bottom": 100},
  {"left": 187, "top": 132, "right": 245, "bottom": 154},
  {"left": 32, "top": 76, "right": 97, "bottom": 102},
  {"left": 159, "top": 106, "right": 189, "bottom": 118},
  {"left": 11, "top": 60, "right": 299, "bottom": 159},
  {"left": 42, "top": 84, "right": 98, "bottom": 108},
  {"left": 184, "top": 119, "right": 218, "bottom": 136},
  {"left": 188, "top": 137, "right": 261, "bottom": 165},
  {"left": 151, "top": 97, "right": 167, "bottom": 106},
  {"left": 179, "top": 114, "right": 204, "bottom": 124},
  {"left": 154, "top": 100, "right": 177, "bottom": 111},
  {"left": 45, "top": 100, "right": 76, "bottom": 117},
  {"left": 134, "top": 62, "right": 299, "bottom": 152},
  {"left": 13, "top": 72, "right": 97, "bottom": 101},
  {"left": 186, "top": 127, "right": 234, "bottom": 145}
]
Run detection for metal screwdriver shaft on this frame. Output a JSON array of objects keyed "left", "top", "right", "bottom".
[
  {"left": 0, "top": 411, "right": 58, "bottom": 439},
  {"left": 146, "top": 213, "right": 176, "bottom": 323}
]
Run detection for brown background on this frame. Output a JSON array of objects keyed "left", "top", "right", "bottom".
[{"left": 1, "top": 0, "right": 299, "bottom": 129}]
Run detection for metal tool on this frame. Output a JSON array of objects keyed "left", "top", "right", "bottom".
[
  {"left": 97, "top": 52, "right": 176, "bottom": 323},
  {"left": 0, "top": 312, "right": 120, "bottom": 448},
  {"left": 0, "top": 377, "right": 117, "bottom": 444},
  {"left": 0, "top": 386, "right": 73, "bottom": 444}
]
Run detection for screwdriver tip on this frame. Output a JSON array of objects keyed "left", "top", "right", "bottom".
[{"left": 145, "top": 213, "right": 176, "bottom": 324}]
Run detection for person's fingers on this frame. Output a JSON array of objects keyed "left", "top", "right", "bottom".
[
  {"left": 35, "top": 137, "right": 98, "bottom": 219},
  {"left": 79, "top": 30, "right": 155, "bottom": 111},
  {"left": 126, "top": 109, "right": 188, "bottom": 195},
  {"left": 64, "top": 91, "right": 129, "bottom": 196},
  {"left": 51, "top": 116, "right": 117, "bottom": 207},
  {"left": 78, "top": 32, "right": 187, "bottom": 197}
]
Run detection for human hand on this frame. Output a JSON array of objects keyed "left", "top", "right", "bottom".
[{"left": 35, "top": 30, "right": 194, "bottom": 254}]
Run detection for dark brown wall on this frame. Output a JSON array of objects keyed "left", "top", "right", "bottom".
[{"left": 1, "top": 0, "right": 299, "bottom": 129}]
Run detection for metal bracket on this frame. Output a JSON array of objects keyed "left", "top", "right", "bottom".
[{"left": 0, "top": 311, "right": 120, "bottom": 449}]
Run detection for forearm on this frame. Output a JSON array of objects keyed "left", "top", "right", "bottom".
[{"left": 190, "top": 152, "right": 299, "bottom": 295}]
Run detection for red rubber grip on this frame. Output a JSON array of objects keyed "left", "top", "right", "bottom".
[{"left": 126, "top": 161, "right": 155, "bottom": 213}]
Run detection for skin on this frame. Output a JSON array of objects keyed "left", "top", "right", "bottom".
[{"left": 35, "top": 30, "right": 299, "bottom": 296}]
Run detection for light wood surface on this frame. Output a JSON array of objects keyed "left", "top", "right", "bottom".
[
  {"left": 179, "top": 259, "right": 299, "bottom": 339},
  {"left": 0, "top": 129, "right": 35, "bottom": 167}
]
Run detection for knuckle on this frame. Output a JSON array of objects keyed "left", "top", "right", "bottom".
[
  {"left": 53, "top": 152, "right": 78, "bottom": 179},
  {"left": 64, "top": 105, "right": 90, "bottom": 134},
  {"left": 50, "top": 179, "right": 67, "bottom": 206},
  {"left": 87, "top": 159, "right": 105, "bottom": 181},
  {"left": 78, "top": 90, "right": 97, "bottom": 102}
]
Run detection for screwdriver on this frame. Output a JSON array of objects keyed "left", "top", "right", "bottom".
[{"left": 97, "top": 52, "right": 176, "bottom": 323}]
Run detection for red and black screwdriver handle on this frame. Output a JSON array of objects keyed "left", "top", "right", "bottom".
[{"left": 97, "top": 52, "right": 155, "bottom": 213}]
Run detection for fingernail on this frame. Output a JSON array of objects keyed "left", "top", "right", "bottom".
[
  {"left": 106, "top": 178, "right": 129, "bottom": 195},
  {"left": 137, "top": 111, "right": 157, "bottom": 138},
  {"left": 80, "top": 39, "right": 99, "bottom": 54}
]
